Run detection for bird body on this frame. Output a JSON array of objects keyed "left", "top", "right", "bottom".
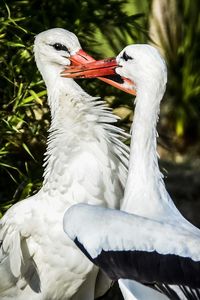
[
  {"left": 0, "top": 29, "right": 129, "bottom": 299},
  {"left": 64, "top": 44, "right": 200, "bottom": 299}
]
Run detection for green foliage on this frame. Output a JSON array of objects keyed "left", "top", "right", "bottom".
[
  {"left": 177, "top": 0, "right": 200, "bottom": 142},
  {"left": 149, "top": 0, "right": 200, "bottom": 147},
  {"left": 0, "top": 0, "right": 145, "bottom": 215}
]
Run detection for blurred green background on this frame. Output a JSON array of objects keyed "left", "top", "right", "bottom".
[{"left": 0, "top": 0, "right": 200, "bottom": 298}]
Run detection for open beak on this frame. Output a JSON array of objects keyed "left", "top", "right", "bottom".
[{"left": 62, "top": 53, "right": 136, "bottom": 96}]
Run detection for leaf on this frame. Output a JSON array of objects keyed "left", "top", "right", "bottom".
[
  {"left": 0, "top": 162, "right": 23, "bottom": 176},
  {"left": 5, "top": 41, "right": 25, "bottom": 48},
  {"left": 22, "top": 143, "right": 36, "bottom": 161},
  {"left": 176, "top": 119, "right": 184, "bottom": 137},
  {"left": 19, "top": 90, "right": 46, "bottom": 106}
]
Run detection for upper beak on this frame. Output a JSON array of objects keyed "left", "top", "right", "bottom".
[
  {"left": 69, "top": 49, "right": 96, "bottom": 65},
  {"left": 62, "top": 54, "right": 136, "bottom": 96}
]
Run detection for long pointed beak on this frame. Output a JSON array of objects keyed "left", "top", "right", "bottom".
[
  {"left": 65, "top": 58, "right": 117, "bottom": 77},
  {"left": 62, "top": 55, "right": 136, "bottom": 96}
]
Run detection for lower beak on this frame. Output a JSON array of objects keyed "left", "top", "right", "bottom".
[{"left": 62, "top": 55, "right": 136, "bottom": 96}]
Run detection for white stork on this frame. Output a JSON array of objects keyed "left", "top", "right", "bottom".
[
  {"left": 0, "top": 28, "right": 133, "bottom": 300},
  {"left": 63, "top": 44, "right": 200, "bottom": 300}
]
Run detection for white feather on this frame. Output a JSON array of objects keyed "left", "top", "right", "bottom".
[{"left": 119, "top": 279, "right": 168, "bottom": 300}]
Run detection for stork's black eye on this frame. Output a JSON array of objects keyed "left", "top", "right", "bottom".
[
  {"left": 52, "top": 43, "right": 69, "bottom": 52},
  {"left": 122, "top": 51, "right": 133, "bottom": 61}
]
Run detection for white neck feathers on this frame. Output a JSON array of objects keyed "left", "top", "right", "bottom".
[
  {"left": 121, "top": 86, "right": 170, "bottom": 218},
  {"left": 42, "top": 83, "right": 128, "bottom": 201}
]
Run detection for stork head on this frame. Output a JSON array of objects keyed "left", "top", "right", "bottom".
[
  {"left": 63, "top": 44, "right": 167, "bottom": 96},
  {"left": 34, "top": 28, "right": 80, "bottom": 66},
  {"left": 116, "top": 45, "right": 167, "bottom": 92},
  {"left": 34, "top": 28, "right": 94, "bottom": 88}
]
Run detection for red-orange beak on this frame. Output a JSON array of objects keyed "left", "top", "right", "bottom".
[
  {"left": 69, "top": 49, "right": 96, "bottom": 65},
  {"left": 62, "top": 52, "right": 136, "bottom": 96}
]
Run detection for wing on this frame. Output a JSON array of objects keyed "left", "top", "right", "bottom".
[
  {"left": 0, "top": 197, "right": 40, "bottom": 294},
  {"left": 64, "top": 204, "right": 200, "bottom": 298}
]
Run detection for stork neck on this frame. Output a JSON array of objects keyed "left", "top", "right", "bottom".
[
  {"left": 42, "top": 88, "right": 94, "bottom": 185},
  {"left": 38, "top": 63, "right": 86, "bottom": 117},
  {"left": 122, "top": 87, "right": 167, "bottom": 217},
  {"left": 41, "top": 76, "right": 115, "bottom": 207},
  {"left": 129, "top": 88, "right": 161, "bottom": 168}
]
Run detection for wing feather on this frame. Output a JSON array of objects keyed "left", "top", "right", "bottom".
[
  {"left": 0, "top": 197, "right": 36, "bottom": 293},
  {"left": 9, "top": 230, "right": 22, "bottom": 278}
]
